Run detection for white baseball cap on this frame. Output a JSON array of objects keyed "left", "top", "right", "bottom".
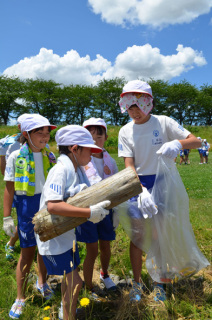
[
  {"left": 121, "top": 80, "right": 153, "bottom": 98},
  {"left": 55, "top": 125, "right": 102, "bottom": 153},
  {"left": 83, "top": 117, "right": 107, "bottom": 132},
  {"left": 20, "top": 114, "right": 57, "bottom": 132}
]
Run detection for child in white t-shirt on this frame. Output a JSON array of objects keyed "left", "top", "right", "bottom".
[
  {"left": 118, "top": 80, "right": 201, "bottom": 302},
  {"left": 3, "top": 114, "right": 57, "bottom": 319},
  {"left": 202, "top": 139, "right": 210, "bottom": 164},
  {"left": 36, "top": 125, "right": 111, "bottom": 320},
  {"left": 76, "top": 118, "right": 119, "bottom": 295}
]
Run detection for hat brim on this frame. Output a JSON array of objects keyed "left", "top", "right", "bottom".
[
  {"left": 22, "top": 124, "right": 57, "bottom": 132},
  {"left": 79, "top": 144, "right": 102, "bottom": 153},
  {"left": 84, "top": 124, "right": 107, "bottom": 131},
  {"left": 120, "top": 90, "right": 152, "bottom": 98}
]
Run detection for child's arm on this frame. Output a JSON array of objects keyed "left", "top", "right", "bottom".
[
  {"left": 124, "top": 157, "right": 136, "bottom": 172},
  {"left": 179, "top": 134, "right": 201, "bottom": 149},
  {"left": 47, "top": 199, "right": 111, "bottom": 223},
  {"left": 3, "top": 181, "right": 16, "bottom": 237},
  {"left": 47, "top": 200, "right": 91, "bottom": 218}
]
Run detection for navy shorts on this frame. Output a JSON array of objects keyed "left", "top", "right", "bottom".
[
  {"left": 198, "top": 149, "right": 203, "bottom": 154},
  {"left": 42, "top": 246, "right": 80, "bottom": 275},
  {"left": 76, "top": 210, "right": 115, "bottom": 243},
  {"left": 15, "top": 193, "right": 41, "bottom": 248}
]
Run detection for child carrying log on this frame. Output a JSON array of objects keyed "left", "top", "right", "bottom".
[
  {"left": 35, "top": 125, "right": 111, "bottom": 320},
  {"left": 3, "top": 114, "right": 57, "bottom": 318},
  {"left": 76, "top": 117, "right": 119, "bottom": 297}
]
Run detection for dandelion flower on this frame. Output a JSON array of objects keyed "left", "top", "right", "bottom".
[
  {"left": 43, "top": 317, "right": 50, "bottom": 320},
  {"left": 80, "top": 297, "right": 90, "bottom": 307},
  {"left": 43, "top": 306, "right": 51, "bottom": 311}
]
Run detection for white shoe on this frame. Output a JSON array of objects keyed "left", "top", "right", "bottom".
[{"left": 100, "top": 273, "right": 117, "bottom": 290}]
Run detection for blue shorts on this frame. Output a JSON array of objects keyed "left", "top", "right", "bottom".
[
  {"left": 76, "top": 210, "right": 115, "bottom": 243},
  {"left": 198, "top": 149, "right": 203, "bottom": 154},
  {"left": 203, "top": 150, "right": 209, "bottom": 157},
  {"left": 128, "top": 175, "right": 156, "bottom": 219},
  {"left": 183, "top": 149, "right": 189, "bottom": 156},
  {"left": 42, "top": 247, "right": 80, "bottom": 275},
  {"left": 180, "top": 150, "right": 184, "bottom": 157},
  {"left": 15, "top": 193, "right": 41, "bottom": 248}
]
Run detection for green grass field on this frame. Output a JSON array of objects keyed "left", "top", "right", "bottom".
[{"left": 0, "top": 126, "right": 211, "bottom": 320}]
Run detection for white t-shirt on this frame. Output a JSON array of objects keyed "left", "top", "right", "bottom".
[
  {"left": 4, "top": 150, "right": 45, "bottom": 194},
  {"left": 6, "top": 141, "right": 21, "bottom": 161},
  {"left": 118, "top": 115, "right": 190, "bottom": 176},
  {"left": 36, "top": 155, "right": 81, "bottom": 256}
]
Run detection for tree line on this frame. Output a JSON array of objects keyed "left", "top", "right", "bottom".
[{"left": 0, "top": 75, "right": 211, "bottom": 126}]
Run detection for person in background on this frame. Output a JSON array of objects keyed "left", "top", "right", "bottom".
[
  {"left": 197, "top": 137, "right": 203, "bottom": 164},
  {"left": 118, "top": 80, "right": 201, "bottom": 302},
  {"left": 76, "top": 118, "right": 119, "bottom": 297},
  {"left": 2, "top": 114, "right": 30, "bottom": 260},
  {"left": 202, "top": 139, "right": 210, "bottom": 164}
]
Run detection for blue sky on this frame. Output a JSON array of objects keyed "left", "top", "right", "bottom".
[{"left": 1, "top": 0, "right": 212, "bottom": 88}]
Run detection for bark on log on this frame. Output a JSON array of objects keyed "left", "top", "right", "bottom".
[{"left": 33, "top": 166, "right": 142, "bottom": 242}]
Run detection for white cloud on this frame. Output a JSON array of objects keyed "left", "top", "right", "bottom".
[
  {"left": 3, "top": 48, "right": 111, "bottom": 86},
  {"left": 3, "top": 45, "right": 207, "bottom": 84},
  {"left": 88, "top": 0, "right": 212, "bottom": 28}
]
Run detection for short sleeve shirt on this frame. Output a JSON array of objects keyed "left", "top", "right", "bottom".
[{"left": 118, "top": 115, "right": 190, "bottom": 175}]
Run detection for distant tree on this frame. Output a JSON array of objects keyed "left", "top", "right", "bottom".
[
  {"left": 0, "top": 75, "right": 25, "bottom": 125},
  {"left": 93, "top": 78, "right": 128, "bottom": 125},
  {"left": 166, "top": 80, "right": 198, "bottom": 125},
  {"left": 22, "top": 78, "right": 63, "bottom": 124},
  {"left": 196, "top": 84, "right": 212, "bottom": 125},
  {"left": 62, "top": 84, "right": 94, "bottom": 125},
  {"left": 148, "top": 79, "right": 169, "bottom": 115}
]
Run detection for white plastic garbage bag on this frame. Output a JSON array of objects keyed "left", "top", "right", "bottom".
[{"left": 119, "top": 156, "right": 210, "bottom": 283}]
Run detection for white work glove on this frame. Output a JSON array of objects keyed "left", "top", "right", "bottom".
[
  {"left": 89, "top": 200, "right": 111, "bottom": 224},
  {"left": 156, "top": 140, "right": 182, "bottom": 159},
  {"left": 3, "top": 216, "right": 16, "bottom": 237},
  {"left": 138, "top": 187, "right": 158, "bottom": 219}
]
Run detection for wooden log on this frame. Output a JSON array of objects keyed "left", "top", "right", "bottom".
[{"left": 33, "top": 166, "right": 142, "bottom": 242}]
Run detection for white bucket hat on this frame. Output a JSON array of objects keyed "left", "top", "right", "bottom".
[
  {"left": 20, "top": 114, "right": 57, "bottom": 132},
  {"left": 55, "top": 125, "right": 102, "bottom": 153},
  {"left": 121, "top": 80, "right": 153, "bottom": 98},
  {"left": 83, "top": 117, "right": 107, "bottom": 132},
  {"left": 17, "top": 113, "right": 31, "bottom": 125}
]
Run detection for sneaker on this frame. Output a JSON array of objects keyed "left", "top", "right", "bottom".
[
  {"left": 100, "top": 273, "right": 117, "bottom": 291},
  {"left": 36, "top": 279, "right": 54, "bottom": 300},
  {"left": 5, "top": 241, "right": 15, "bottom": 260},
  {"left": 9, "top": 299, "right": 25, "bottom": 319},
  {"left": 129, "top": 281, "right": 144, "bottom": 302},
  {"left": 153, "top": 284, "right": 166, "bottom": 302}
]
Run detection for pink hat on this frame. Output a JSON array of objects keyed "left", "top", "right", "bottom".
[
  {"left": 121, "top": 80, "right": 153, "bottom": 98},
  {"left": 83, "top": 117, "right": 107, "bottom": 132}
]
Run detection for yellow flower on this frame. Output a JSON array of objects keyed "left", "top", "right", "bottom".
[
  {"left": 43, "top": 317, "right": 50, "bottom": 320},
  {"left": 80, "top": 297, "right": 90, "bottom": 307},
  {"left": 43, "top": 306, "right": 51, "bottom": 311}
]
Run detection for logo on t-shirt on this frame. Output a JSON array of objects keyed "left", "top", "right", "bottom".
[
  {"left": 153, "top": 130, "right": 159, "bottom": 137},
  {"left": 118, "top": 143, "right": 123, "bottom": 151},
  {"left": 50, "top": 183, "right": 62, "bottom": 195},
  {"left": 178, "top": 124, "right": 184, "bottom": 131}
]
